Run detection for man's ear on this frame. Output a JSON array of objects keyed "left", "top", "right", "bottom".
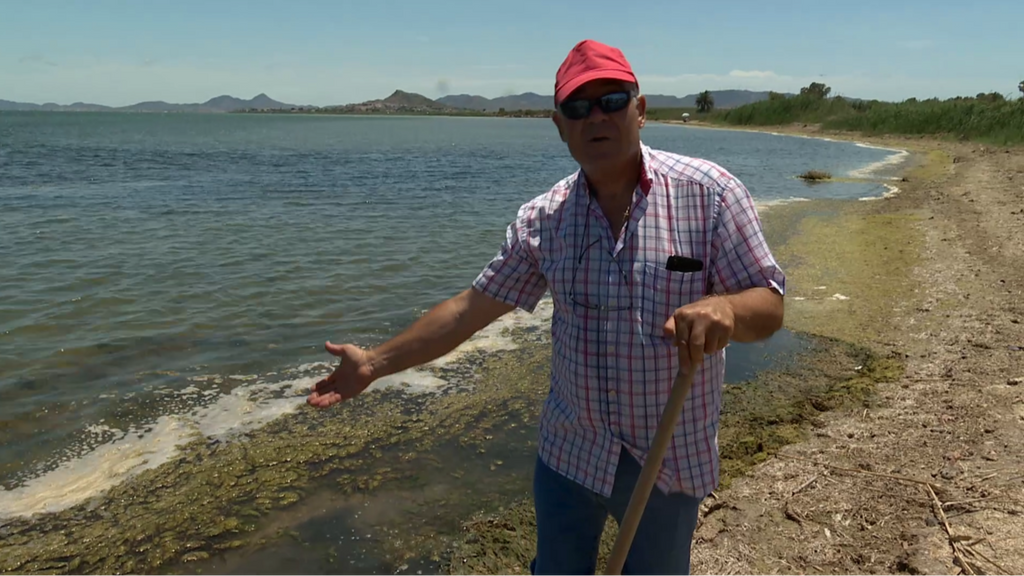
[
  {"left": 551, "top": 111, "right": 567, "bottom": 142},
  {"left": 636, "top": 94, "right": 647, "bottom": 129}
]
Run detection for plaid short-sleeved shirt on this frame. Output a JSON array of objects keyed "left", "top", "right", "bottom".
[{"left": 473, "top": 143, "right": 786, "bottom": 498}]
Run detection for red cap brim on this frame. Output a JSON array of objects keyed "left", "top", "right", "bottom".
[{"left": 555, "top": 68, "right": 638, "bottom": 106}]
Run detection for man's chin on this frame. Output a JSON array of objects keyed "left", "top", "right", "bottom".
[{"left": 576, "top": 146, "right": 628, "bottom": 167}]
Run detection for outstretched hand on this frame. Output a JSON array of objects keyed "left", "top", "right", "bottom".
[
  {"left": 662, "top": 296, "right": 736, "bottom": 372},
  {"left": 307, "top": 341, "right": 377, "bottom": 408}
]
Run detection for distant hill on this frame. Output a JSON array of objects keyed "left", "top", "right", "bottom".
[
  {"left": 436, "top": 94, "right": 494, "bottom": 110},
  {"left": 3, "top": 88, "right": 805, "bottom": 116},
  {"left": 377, "top": 89, "right": 447, "bottom": 109},
  {"left": 0, "top": 99, "right": 113, "bottom": 112},
  {"left": 438, "top": 92, "right": 552, "bottom": 112},
  {"left": 318, "top": 89, "right": 458, "bottom": 114},
  {"left": 436, "top": 89, "right": 795, "bottom": 111},
  {"left": 0, "top": 93, "right": 298, "bottom": 113}
]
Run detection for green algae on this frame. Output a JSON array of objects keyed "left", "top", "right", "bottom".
[
  {"left": 1, "top": 150, "right": 936, "bottom": 575},
  {"left": 761, "top": 201, "right": 927, "bottom": 347},
  {"left": 717, "top": 338, "right": 903, "bottom": 486},
  {"left": 0, "top": 333, "right": 553, "bottom": 575},
  {"left": 441, "top": 168, "right": 929, "bottom": 574},
  {"left": 440, "top": 332, "right": 905, "bottom": 575}
]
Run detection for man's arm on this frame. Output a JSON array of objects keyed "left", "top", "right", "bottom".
[
  {"left": 368, "top": 287, "right": 514, "bottom": 379},
  {"left": 707, "top": 174, "right": 787, "bottom": 342},
  {"left": 309, "top": 202, "right": 547, "bottom": 408},
  {"left": 309, "top": 288, "right": 514, "bottom": 407},
  {"left": 665, "top": 175, "right": 786, "bottom": 369},
  {"left": 373, "top": 201, "right": 548, "bottom": 377},
  {"left": 719, "top": 286, "right": 784, "bottom": 343}
]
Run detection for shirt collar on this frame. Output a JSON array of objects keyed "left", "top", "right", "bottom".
[{"left": 638, "top": 142, "right": 654, "bottom": 196}]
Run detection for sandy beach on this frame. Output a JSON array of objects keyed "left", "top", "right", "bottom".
[
  {"left": 684, "top": 125, "right": 1024, "bottom": 575},
  {"left": 446, "top": 124, "right": 1024, "bottom": 575}
]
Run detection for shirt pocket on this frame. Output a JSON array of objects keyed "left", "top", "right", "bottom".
[{"left": 635, "top": 261, "right": 706, "bottom": 342}]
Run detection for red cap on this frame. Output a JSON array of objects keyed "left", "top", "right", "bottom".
[{"left": 554, "top": 39, "right": 638, "bottom": 106}]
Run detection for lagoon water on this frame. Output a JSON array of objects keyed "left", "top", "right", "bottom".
[{"left": 0, "top": 112, "right": 903, "bottom": 571}]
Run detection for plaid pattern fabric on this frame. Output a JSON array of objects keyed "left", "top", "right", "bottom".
[{"left": 472, "top": 143, "right": 786, "bottom": 498}]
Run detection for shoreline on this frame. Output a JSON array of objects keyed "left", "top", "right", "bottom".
[
  {"left": 444, "top": 128, "right": 1024, "bottom": 574},
  {"left": 680, "top": 123, "right": 1024, "bottom": 574},
  {"left": 441, "top": 135, "right": 932, "bottom": 574},
  {"left": 660, "top": 120, "right": 916, "bottom": 206},
  {"left": 4, "top": 121, "right": 1021, "bottom": 575}
]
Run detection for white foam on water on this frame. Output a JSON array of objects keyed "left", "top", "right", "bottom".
[
  {"left": 0, "top": 373, "right": 321, "bottom": 520},
  {"left": 430, "top": 296, "right": 554, "bottom": 367},
  {"left": 848, "top": 144, "right": 910, "bottom": 179},
  {"left": 859, "top": 183, "right": 901, "bottom": 201},
  {"left": 753, "top": 197, "right": 811, "bottom": 213},
  {"left": 0, "top": 415, "right": 196, "bottom": 519},
  {"left": 367, "top": 296, "right": 554, "bottom": 391},
  {"left": 767, "top": 131, "right": 841, "bottom": 143},
  {"left": 0, "top": 295, "right": 558, "bottom": 521},
  {"left": 365, "top": 371, "right": 450, "bottom": 394}
]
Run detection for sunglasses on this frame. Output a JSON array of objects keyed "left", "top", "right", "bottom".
[{"left": 558, "top": 91, "right": 634, "bottom": 120}]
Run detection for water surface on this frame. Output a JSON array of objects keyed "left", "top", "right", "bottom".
[{"left": 0, "top": 113, "right": 902, "bottom": 561}]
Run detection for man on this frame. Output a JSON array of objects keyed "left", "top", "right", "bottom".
[{"left": 308, "top": 39, "right": 785, "bottom": 575}]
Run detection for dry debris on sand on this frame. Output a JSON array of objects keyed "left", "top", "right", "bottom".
[{"left": 690, "top": 129, "right": 1024, "bottom": 575}]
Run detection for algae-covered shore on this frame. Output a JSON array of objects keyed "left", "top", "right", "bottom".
[
  {"left": 0, "top": 307, "right": 873, "bottom": 574},
  {"left": 4, "top": 126, "right": 1021, "bottom": 576},
  {"left": 442, "top": 138, "right": 933, "bottom": 575},
  {"left": 0, "top": 137, "right": 924, "bottom": 576},
  {"left": 441, "top": 129, "right": 1024, "bottom": 575}
]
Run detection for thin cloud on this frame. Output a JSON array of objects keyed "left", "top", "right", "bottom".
[
  {"left": 728, "top": 70, "right": 778, "bottom": 79},
  {"left": 901, "top": 40, "right": 933, "bottom": 50},
  {"left": 18, "top": 54, "right": 58, "bottom": 67},
  {"left": 469, "top": 63, "right": 528, "bottom": 71}
]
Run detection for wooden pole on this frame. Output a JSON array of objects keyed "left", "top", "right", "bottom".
[{"left": 604, "top": 362, "right": 696, "bottom": 575}]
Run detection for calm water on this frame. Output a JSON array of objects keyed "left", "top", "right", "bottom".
[{"left": 0, "top": 113, "right": 900, "bottom": 526}]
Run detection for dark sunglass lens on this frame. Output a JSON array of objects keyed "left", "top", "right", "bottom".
[
  {"left": 599, "top": 92, "right": 630, "bottom": 113},
  {"left": 560, "top": 99, "right": 591, "bottom": 120}
]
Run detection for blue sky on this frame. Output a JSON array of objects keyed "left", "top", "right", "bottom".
[{"left": 2, "top": 0, "right": 1022, "bottom": 106}]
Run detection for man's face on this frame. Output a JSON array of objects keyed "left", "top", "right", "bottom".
[{"left": 552, "top": 79, "right": 647, "bottom": 169}]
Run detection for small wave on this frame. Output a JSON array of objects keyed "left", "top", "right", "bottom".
[
  {"left": 0, "top": 374, "right": 316, "bottom": 520},
  {"left": 858, "top": 183, "right": 901, "bottom": 201},
  {"left": 848, "top": 144, "right": 909, "bottom": 179},
  {"left": 754, "top": 197, "right": 810, "bottom": 213},
  {"left": 0, "top": 296, "right": 556, "bottom": 520},
  {"left": 767, "top": 131, "right": 840, "bottom": 143}
]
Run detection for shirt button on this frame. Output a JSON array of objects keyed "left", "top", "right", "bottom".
[
  {"left": 609, "top": 390, "right": 617, "bottom": 399},
  {"left": 607, "top": 345, "right": 615, "bottom": 353}
]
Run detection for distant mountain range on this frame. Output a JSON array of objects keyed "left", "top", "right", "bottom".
[
  {"left": 0, "top": 93, "right": 298, "bottom": 113},
  {"left": 0, "top": 88, "right": 792, "bottom": 114},
  {"left": 437, "top": 92, "right": 552, "bottom": 111},
  {"left": 437, "top": 89, "right": 792, "bottom": 111}
]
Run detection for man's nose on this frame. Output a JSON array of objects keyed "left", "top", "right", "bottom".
[{"left": 584, "top": 103, "right": 609, "bottom": 122}]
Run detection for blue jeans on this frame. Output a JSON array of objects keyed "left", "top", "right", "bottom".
[{"left": 530, "top": 449, "right": 703, "bottom": 575}]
